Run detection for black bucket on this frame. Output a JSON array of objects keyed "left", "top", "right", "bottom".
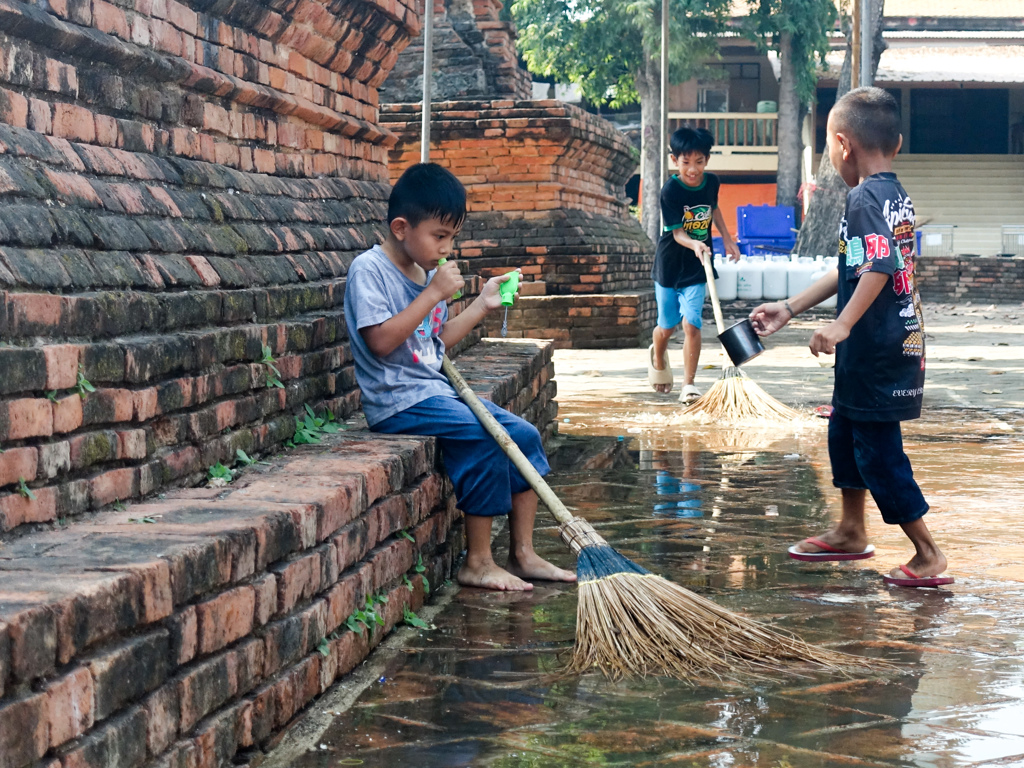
[{"left": 718, "top": 318, "right": 765, "bottom": 367}]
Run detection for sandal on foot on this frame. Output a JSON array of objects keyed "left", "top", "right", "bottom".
[
  {"left": 647, "top": 344, "right": 673, "bottom": 391},
  {"left": 788, "top": 537, "right": 876, "bottom": 562},
  {"left": 679, "top": 384, "right": 701, "bottom": 404},
  {"left": 882, "top": 564, "right": 954, "bottom": 588}
]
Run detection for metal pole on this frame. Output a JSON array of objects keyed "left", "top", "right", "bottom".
[
  {"left": 660, "top": 0, "right": 669, "bottom": 188},
  {"left": 850, "top": 0, "right": 860, "bottom": 90},
  {"left": 860, "top": 0, "right": 873, "bottom": 88},
  {"left": 420, "top": 0, "right": 434, "bottom": 163}
]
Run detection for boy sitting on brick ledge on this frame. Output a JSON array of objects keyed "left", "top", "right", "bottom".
[{"left": 344, "top": 163, "right": 576, "bottom": 591}]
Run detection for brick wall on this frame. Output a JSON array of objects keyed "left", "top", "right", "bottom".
[
  {"left": 917, "top": 256, "right": 1024, "bottom": 303},
  {"left": 0, "top": 340, "right": 558, "bottom": 768},
  {"left": 383, "top": 100, "right": 654, "bottom": 296},
  {"left": 483, "top": 292, "right": 658, "bottom": 349},
  {"left": 0, "top": 0, "right": 426, "bottom": 537},
  {"left": 379, "top": 0, "right": 532, "bottom": 104}
]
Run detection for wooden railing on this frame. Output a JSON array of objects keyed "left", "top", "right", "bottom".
[{"left": 667, "top": 112, "right": 779, "bottom": 152}]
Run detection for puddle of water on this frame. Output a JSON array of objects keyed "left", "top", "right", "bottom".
[{"left": 278, "top": 410, "right": 1024, "bottom": 768}]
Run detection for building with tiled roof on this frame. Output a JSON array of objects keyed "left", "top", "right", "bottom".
[{"left": 666, "top": 1, "right": 1024, "bottom": 254}]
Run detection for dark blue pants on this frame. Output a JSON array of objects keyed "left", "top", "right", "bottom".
[
  {"left": 828, "top": 411, "right": 928, "bottom": 525},
  {"left": 371, "top": 395, "right": 549, "bottom": 517}
]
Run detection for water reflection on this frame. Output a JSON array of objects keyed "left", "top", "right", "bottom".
[{"left": 274, "top": 417, "right": 1024, "bottom": 768}]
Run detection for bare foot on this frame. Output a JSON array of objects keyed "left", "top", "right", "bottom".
[
  {"left": 457, "top": 562, "right": 533, "bottom": 591},
  {"left": 890, "top": 550, "right": 948, "bottom": 580},
  {"left": 793, "top": 528, "right": 870, "bottom": 554},
  {"left": 507, "top": 551, "right": 577, "bottom": 583}
]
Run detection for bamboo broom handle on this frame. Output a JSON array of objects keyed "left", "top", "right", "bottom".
[
  {"left": 701, "top": 252, "right": 726, "bottom": 335},
  {"left": 441, "top": 356, "right": 574, "bottom": 527}
]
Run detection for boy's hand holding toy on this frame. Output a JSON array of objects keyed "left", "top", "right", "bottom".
[
  {"left": 479, "top": 269, "right": 521, "bottom": 311},
  {"left": 433, "top": 257, "right": 465, "bottom": 301}
]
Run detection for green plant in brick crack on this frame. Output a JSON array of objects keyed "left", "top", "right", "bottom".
[
  {"left": 317, "top": 637, "right": 331, "bottom": 657},
  {"left": 235, "top": 449, "right": 269, "bottom": 468},
  {"left": 46, "top": 390, "right": 59, "bottom": 403},
  {"left": 403, "top": 606, "right": 432, "bottom": 630},
  {"left": 207, "top": 462, "right": 235, "bottom": 485},
  {"left": 414, "top": 554, "right": 430, "bottom": 594},
  {"left": 402, "top": 574, "right": 415, "bottom": 592},
  {"left": 259, "top": 345, "right": 284, "bottom": 389},
  {"left": 345, "top": 593, "right": 387, "bottom": 634},
  {"left": 398, "top": 529, "right": 415, "bottom": 543},
  {"left": 16, "top": 477, "right": 35, "bottom": 501},
  {"left": 290, "top": 404, "right": 343, "bottom": 446},
  {"left": 76, "top": 365, "right": 96, "bottom": 398}
]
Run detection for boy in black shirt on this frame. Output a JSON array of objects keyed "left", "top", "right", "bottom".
[
  {"left": 649, "top": 128, "right": 740, "bottom": 403},
  {"left": 749, "top": 88, "right": 951, "bottom": 588}
]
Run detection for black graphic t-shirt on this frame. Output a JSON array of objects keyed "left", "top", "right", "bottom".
[
  {"left": 834, "top": 172, "right": 924, "bottom": 422},
  {"left": 652, "top": 173, "right": 720, "bottom": 289}
]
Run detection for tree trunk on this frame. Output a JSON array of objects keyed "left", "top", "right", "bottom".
[
  {"left": 775, "top": 30, "right": 802, "bottom": 211},
  {"left": 638, "top": 47, "right": 662, "bottom": 244},
  {"left": 794, "top": 0, "right": 887, "bottom": 258}
]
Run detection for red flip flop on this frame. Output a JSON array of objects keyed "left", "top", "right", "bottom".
[
  {"left": 788, "top": 537, "right": 876, "bottom": 562},
  {"left": 883, "top": 564, "right": 955, "bottom": 588}
]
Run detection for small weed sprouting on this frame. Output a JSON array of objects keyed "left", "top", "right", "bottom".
[
  {"left": 402, "top": 574, "right": 414, "bottom": 592},
  {"left": 46, "top": 390, "right": 59, "bottom": 403},
  {"left": 207, "top": 462, "right": 235, "bottom": 484},
  {"left": 414, "top": 554, "right": 430, "bottom": 595},
  {"left": 76, "top": 365, "right": 96, "bottom": 398},
  {"left": 344, "top": 593, "right": 389, "bottom": 635},
  {"left": 16, "top": 477, "right": 35, "bottom": 501},
  {"left": 112, "top": 500, "right": 126, "bottom": 512},
  {"left": 317, "top": 638, "right": 330, "bottom": 658},
  {"left": 398, "top": 529, "right": 415, "bottom": 543},
  {"left": 289, "top": 405, "right": 343, "bottom": 447},
  {"left": 403, "top": 606, "right": 431, "bottom": 630},
  {"left": 260, "top": 345, "right": 284, "bottom": 389},
  {"left": 235, "top": 449, "right": 269, "bottom": 467}
]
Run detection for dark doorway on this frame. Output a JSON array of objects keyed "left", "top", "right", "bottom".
[{"left": 911, "top": 88, "right": 1009, "bottom": 153}]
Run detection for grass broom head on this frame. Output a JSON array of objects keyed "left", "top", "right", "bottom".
[
  {"left": 558, "top": 517, "right": 870, "bottom": 681},
  {"left": 680, "top": 366, "right": 803, "bottom": 425}
]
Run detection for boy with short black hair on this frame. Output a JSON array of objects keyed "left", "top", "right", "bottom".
[
  {"left": 649, "top": 127, "right": 741, "bottom": 403},
  {"left": 344, "top": 163, "right": 575, "bottom": 592},
  {"left": 750, "top": 87, "right": 951, "bottom": 587}
]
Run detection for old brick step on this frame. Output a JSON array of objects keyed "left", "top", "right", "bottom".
[{"left": 0, "top": 339, "right": 556, "bottom": 768}]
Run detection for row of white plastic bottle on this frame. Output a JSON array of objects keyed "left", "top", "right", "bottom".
[{"left": 714, "top": 254, "right": 839, "bottom": 307}]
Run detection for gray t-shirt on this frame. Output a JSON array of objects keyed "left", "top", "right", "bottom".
[{"left": 344, "top": 245, "right": 457, "bottom": 426}]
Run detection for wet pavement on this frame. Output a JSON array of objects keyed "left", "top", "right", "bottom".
[{"left": 266, "top": 303, "right": 1024, "bottom": 768}]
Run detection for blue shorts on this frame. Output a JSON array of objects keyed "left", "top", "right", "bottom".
[
  {"left": 655, "top": 282, "right": 707, "bottom": 330},
  {"left": 828, "top": 411, "right": 928, "bottom": 526},
  {"left": 371, "top": 395, "right": 549, "bottom": 517}
]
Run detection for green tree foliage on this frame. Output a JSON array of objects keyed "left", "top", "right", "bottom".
[
  {"left": 744, "top": 0, "right": 837, "bottom": 209},
  {"left": 512, "top": 0, "right": 727, "bottom": 109},
  {"left": 744, "top": 0, "right": 836, "bottom": 103}
]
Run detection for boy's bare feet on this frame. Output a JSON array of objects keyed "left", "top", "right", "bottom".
[
  {"left": 507, "top": 551, "right": 577, "bottom": 583},
  {"left": 457, "top": 561, "right": 533, "bottom": 591},
  {"left": 791, "top": 527, "right": 870, "bottom": 555}
]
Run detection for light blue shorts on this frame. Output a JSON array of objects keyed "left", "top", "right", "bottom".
[{"left": 655, "top": 282, "right": 707, "bottom": 330}]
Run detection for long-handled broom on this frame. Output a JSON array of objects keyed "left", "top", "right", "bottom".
[
  {"left": 442, "top": 355, "right": 866, "bottom": 680},
  {"left": 680, "top": 256, "right": 802, "bottom": 423}
]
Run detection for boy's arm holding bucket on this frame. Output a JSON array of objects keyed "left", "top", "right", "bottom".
[{"left": 749, "top": 268, "right": 839, "bottom": 336}]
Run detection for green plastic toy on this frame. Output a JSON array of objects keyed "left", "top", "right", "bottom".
[
  {"left": 436, "top": 257, "right": 461, "bottom": 300},
  {"left": 498, "top": 270, "right": 519, "bottom": 336}
]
